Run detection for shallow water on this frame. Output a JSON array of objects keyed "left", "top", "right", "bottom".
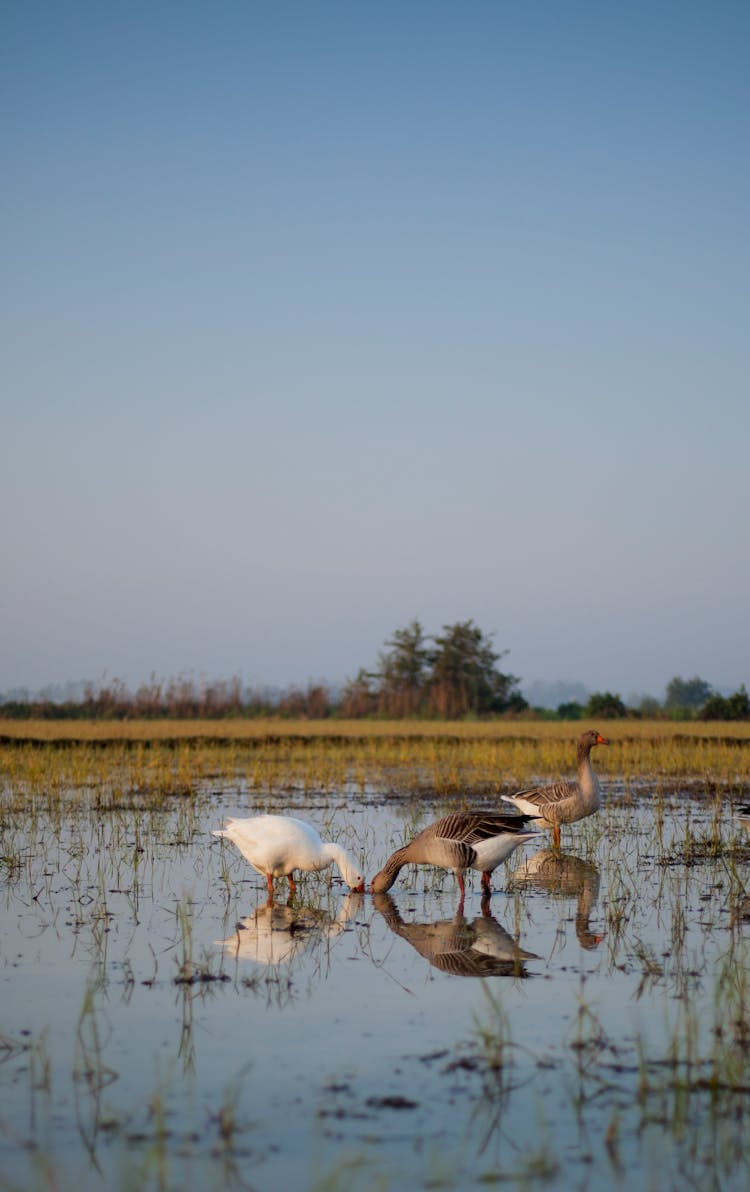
[{"left": 1, "top": 784, "right": 749, "bottom": 1190}]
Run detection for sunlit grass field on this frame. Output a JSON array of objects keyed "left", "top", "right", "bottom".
[
  {"left": 1, "top": 719, "right": 748, "bottom": 808},
  {"left": 4, "top": 716, "right": 750, "bottom": 742}
]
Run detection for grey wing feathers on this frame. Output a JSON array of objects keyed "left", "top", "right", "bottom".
[
  {"left": 513, "top": 781, "right": 576, "bottom": 809},
  {"left": 441, "top": 839, "right": 479, "bottom": 869},
  {"left": 432, "top": 812, "right": 536, "bottom": 844},
  {"left": 431, "top": 952, "right": 530, "bottom": 978}
]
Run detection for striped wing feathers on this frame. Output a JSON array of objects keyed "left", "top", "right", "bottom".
[
  {"left": 511, "top": 781, "right": 577, "bottom": 810},
  {"left": 431, "top": 811, "right": 533, "bottom": 845}
]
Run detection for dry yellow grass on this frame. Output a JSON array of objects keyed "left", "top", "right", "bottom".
[
  {"left": 2, "top": 716, "right": 750, "bottom": 742},
  {"left": 1, "top": 718, "right": 749, "bottom": 806}
]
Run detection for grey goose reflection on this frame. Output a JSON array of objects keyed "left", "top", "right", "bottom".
[
  {"left": 511, "top": 849, "right": 604, "bottom": 950},
  {"left": 373, "top": 892, "right": 540, "bottom": 978}
]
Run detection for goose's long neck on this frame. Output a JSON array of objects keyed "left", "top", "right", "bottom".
[
  {"left": 576, "top": 742, "right": 600, "bottom": 801},
  {"left": 372, "top": 892, "right": 405, "bottom": 930},
  {"left": 319, "top": 843, "right": 341, "bottom": 873},
  {"left": 577, "top": 740, "right": 596, "bottom": 775},
  {"left": 327, "top": 891, "right": 363, "bottom": 937},
  {"left": 374, "top": 846, "right": 410, "bottom": 893},
  {"left": 322, "top": 842, "right": 357, "bottom": 885}
]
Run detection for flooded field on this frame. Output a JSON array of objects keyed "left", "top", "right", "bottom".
[{"left": 1, "top": 730, "right": 749, "bottom": 1190}]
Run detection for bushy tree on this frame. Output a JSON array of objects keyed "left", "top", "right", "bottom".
[
  {"left": 699, "top": 684, "right": 750, "bottom": 721},
  {"left": 345, "top": 618, "right": 524, "bottom": 719},
  {"left": 427, "top": 620, "right": 522, "bottom": 718},
  {"left": 586, "top": 691, "right": 626, "bottom": 719},
  {"left": 558, "top": 701, "right": 585, "bottom": 720},
  {"left": 665, "top": 675, "right": 712, "bottom": 711},
  {"left": 504, "top": 691, "right": 530, "bottom": 715},
  {"left": 635, "top": 696, "right": 662, "bottom": 718},
  {"left": 727, "top": 685, "right": 750, "bottom": 719},
  {"left": 376, "top": 619, "right": 430, "bottom": 716}
]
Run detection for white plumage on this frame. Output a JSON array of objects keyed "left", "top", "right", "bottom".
[
  {"left": 216, "top": 893, "right": 363, "bottom": 966},
  {"left": 213, "top": 814, "right": 365, "bottom": 894}
]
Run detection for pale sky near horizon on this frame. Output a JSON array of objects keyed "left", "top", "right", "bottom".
[{"left": 2, "top": 1, "right": 749, "bottom": 702}]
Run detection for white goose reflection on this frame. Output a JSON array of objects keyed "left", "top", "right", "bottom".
[
  {"left": 372, "top": 892, "right": 540, "bottom": 978},
  {"left": 216, "top": 892, "right": 363, "bottom": 967},
  {"left": 510, "top": 849, "right": 604, "bottom": 950}
]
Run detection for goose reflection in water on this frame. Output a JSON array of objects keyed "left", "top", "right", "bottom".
[
  {"left": 510, "top": 849, "right": 604, "bottom": 950},
  {"left": 372, "top": 892, "right": 540, "bottom": 979},
  {"left": 737, "top": 808, "right": 750, "bottom": 921},
  {"left": 216, "top": 892, "right": 363, "bottom": 967}
]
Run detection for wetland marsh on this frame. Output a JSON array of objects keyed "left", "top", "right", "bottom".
[{"left": 1, "top": 723, "right": 749, "bottom": 1190}]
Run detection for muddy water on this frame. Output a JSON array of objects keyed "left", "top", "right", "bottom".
[{"left": 1, "top": 787, "right": 749, "bottom": 1190}]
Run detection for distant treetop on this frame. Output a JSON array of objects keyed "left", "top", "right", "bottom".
[{"left": 340, "top": 618, "right": 527, "bottom": 719}]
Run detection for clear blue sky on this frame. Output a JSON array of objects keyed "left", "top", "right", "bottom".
[{"left": 2, "top": 1, "right": 749, "bottom": 701}]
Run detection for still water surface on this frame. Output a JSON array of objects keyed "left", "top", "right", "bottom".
[{"left": 1, "top": 785, "right": 748, "bottom": 1189}]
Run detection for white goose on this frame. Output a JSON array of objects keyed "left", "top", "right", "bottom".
[
  {"left": 502, "top": 729, "right": 610, "bottom": 848},
  {"left": 213, "top": 814, "right": 365, "bottom": 894}
]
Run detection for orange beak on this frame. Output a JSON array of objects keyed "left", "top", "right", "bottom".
[
  {"left": 596, "top": 734, "right": 611, "bottom": 745},
  {"left": 351, "top": 880, "right": 365, "bottom": 893}
]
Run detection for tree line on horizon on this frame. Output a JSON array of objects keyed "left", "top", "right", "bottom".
[{"left": 1, "top": 619, "right": 748, "bottom": 722}]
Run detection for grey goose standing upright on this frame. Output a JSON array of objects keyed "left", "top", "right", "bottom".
[{"left": 501, "top": 729, "right": 610, "bottom": 848}]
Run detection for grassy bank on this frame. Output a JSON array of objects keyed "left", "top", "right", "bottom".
[{"left": 1, "top": 719, "right": 748, "bottom": 807}]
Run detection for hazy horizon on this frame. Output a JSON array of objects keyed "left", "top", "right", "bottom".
[
  {"left": 0, "top": 665, "right": 731, "bottom": 713},
  {"left": 3, "top": 3, "right": 749, "bottom": 700}
]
